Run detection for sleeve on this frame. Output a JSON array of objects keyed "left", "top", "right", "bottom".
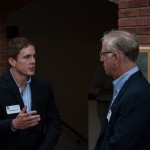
[
  {"left": 0, "top": 117, "right": 18, "bottom": 139},
  {"left": 103, "top": 91, "right": 150, "bottom": 150},
  {"left": 38, "top": 84, "right": 61, "bottom": 150}
]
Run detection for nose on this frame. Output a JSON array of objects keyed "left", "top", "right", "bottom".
[{"left": 31, "top": 56, "right": 36, "bottom": 63}]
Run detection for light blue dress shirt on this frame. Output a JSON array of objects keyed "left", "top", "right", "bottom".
[
  {"left": 10, "top": 69, "right": 32, "bottom": 112},
  {"left": 20, "top": 79, "right": 31, "bottom": 112},
  {"left": 110, "top": 66, "right": 139, "bottom": 107}
]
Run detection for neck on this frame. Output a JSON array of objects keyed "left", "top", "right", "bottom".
[
  {"left": 113, "top": 63, "right": 137, "bottom": 80},
  {"left": 10, "top": 68, "right": 29, "bottom": 87}
]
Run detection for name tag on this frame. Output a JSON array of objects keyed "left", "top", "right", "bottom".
[
  {"left": 107, "top": 109, "right": 112, "bottom": 122},
  {"left": 6, "top": 105, "right": 21, "bottom": 114}
]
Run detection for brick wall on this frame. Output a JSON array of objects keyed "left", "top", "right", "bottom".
[
  {"left": 0, "top": 0, "right": 150, "bottom": 74},
  {"left": 110, "top": 0, "right": 150, "bottom": 45},
  {"left": 0, "top": 0, "right": 35, "bottom": 75},
  {"left": 0, "top": 16, "right": 7, "bottom": 75}
]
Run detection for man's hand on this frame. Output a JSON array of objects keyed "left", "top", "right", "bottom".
[{"left": 13, "top": 106, "right": 41, "bottom": 129}]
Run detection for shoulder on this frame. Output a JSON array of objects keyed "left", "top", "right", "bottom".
[
  {"left": 130, "top": 71, "right": 150, "bottom": 89},
  {"left": 0, "top": 71, "right": 11, "bottom": 82},
  {"left": 120, "top": 71, "right": 150, "bottom": 107}
]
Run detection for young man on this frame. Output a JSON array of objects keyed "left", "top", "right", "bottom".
[
  {"left": 94, "top": 30, "right": 150, "bottom": 150},
  {"left": 0, "top": 37, "right": 61, "bottom": 150}
]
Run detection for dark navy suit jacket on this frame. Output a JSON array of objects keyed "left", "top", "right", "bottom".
[
  {"left": 0, "top": 70, "right": 61, "bottom": 150},
  {"left": 94, "top": 71, "right": 150, "bottom": 150}
]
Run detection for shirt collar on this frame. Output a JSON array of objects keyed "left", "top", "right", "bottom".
[
  {"left": 10, "top": 68, "right": 31, "bottom": 87},
  {"left": 113, "top": 66, "right": 139, "bottom": 93}
]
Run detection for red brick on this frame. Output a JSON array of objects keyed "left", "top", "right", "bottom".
[
  {"left": 119, "top": 18, "right": 139, "bottom": 27},
  {"left": 137, "top": 27, "right": 150, "bottom": 34},
  {"left": 138, "top": 35, "right": 150, "bottom": 44},
  {"left": 0, "top": 61, "right": 7, "bottom": 67},
  {"left": 147, "top": 18, "right": 150, "bottom": 25},
  {"left": 137, "top": 17, "right": 148, "bottom": 25},
  {"left": 119, "top": 0, "right": 128, "bottom": 9},
  {"left": 142, "top": 27, "right": 150, "bottom": 34},
  {"left": 119, "top": 9, "right": 138, "bottom": 17},
  {"left": 128, "top": 0, "right": 147, "bottom": 8},
  {"left": 119, "top": 17, "right": 150, "bottom": 27},
  {"left": 119, "top": 27, "right": 138, "bottom": 34},
  {"left": 0, "top": 54, "right": 7, "bottom": 60},
  {"left": 139, "top": 8, "right": 150, "bottom": 16},
  {"left": 0, "top": 47, "right": 6, "bottom": 53},
  {"left": 0, "top": 67, "right": 7, "bottom": 75},
  {"left": 0, "top": 40, "right": 7, "bottom": 47},
  {"left": 118, "top": 18, "right": 128, "bottom": 27},
  {"left": 121, "top": 26, "right": 150, "bottom": 36}
]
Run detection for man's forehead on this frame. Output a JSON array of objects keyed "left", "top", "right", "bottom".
[{"left": 19, "top": 45, "right": 35, "bottom": 54}]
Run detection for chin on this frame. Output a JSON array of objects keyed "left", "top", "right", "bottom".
[{"left": 28, "top": 72, "right": 35, "bottom": 76}]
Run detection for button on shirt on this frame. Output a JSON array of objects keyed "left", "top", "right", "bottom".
[{"left": 110, "top": 66, "right": 139, "bottom": 108}]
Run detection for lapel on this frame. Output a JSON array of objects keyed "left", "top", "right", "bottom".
[
  {"left": 97, "top": 99, "right": 112, "bottom": 139},
  {"left": 110, "top": 71, "right": 142, "bottom": 112},
  {"left": 110, "top": 83, "right": 129, "bottom": 112},
  {"left": 4, "top": 71, "right": 24, "bottom": 109},
  {"left": 30, "top": 77, "right": 38, "bottom": 110},
  {"left": 98, "top": 71, "right": 142, "bottom": 139}
]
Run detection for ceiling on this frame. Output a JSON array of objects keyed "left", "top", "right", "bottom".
[{"left": 0, "top": 0, "right": 36, "bottom": 16}]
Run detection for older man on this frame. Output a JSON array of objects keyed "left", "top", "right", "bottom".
[{"left": 94, "top": 30, "right": 150, "bottom": 150}]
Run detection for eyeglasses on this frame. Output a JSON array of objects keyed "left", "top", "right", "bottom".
[{"left": 99, "top": 51, "right": 113, "bottom": 57}]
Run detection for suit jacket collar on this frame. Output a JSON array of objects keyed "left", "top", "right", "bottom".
[
  {"left": 4, "top": 70, "right": 24, "bottom": 109},
  {"left": 98, "top": 70, "right": 143, "bottom": 139},
  {"left": 30, "top": 77, "right": 38, "bottom": 110},
  {"left": 4, "top": 70, "right": 38, "bottom": 111},
  {"left": 110, "top": 70, "right": 143, "bottom": 111}
]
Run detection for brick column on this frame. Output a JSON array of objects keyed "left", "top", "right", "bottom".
[
  {"left": 119, "top": 0, "right": 150, "bottom": 45},
  {"left": 0, "top": 16, "right": 7, "bottom": 75},
  {"left": 110, "top": 0, "right": 150, "bottom": 45}
]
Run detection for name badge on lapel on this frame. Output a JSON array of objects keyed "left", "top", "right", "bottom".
[
  {"left": 107, "top": 109, "right": 112, "bottom": 122},
  {"left": 6, "top": 105, "right": 21, "bottom": 114}
]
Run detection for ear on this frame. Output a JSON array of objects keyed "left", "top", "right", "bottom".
[
  {"left": 114, "top": 52, "right": 121, "bottom": 66},
  {"left": 8, "top": 57, "right": 16, "bottom": 67}
]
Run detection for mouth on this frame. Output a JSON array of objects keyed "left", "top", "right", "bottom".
[{"left": 29, "top": 67, "right": 35, "bottom": 71}]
